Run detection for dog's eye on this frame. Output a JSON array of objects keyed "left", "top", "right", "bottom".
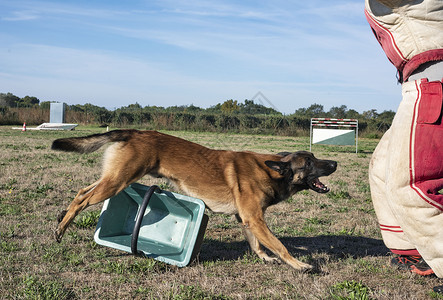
[{"left": 304, "top": 159, "right": 313, "bottom": 170}]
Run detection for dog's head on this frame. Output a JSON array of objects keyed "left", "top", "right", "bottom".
[{"left": 265, "top": 151, "right": 337, "bottom": 193}]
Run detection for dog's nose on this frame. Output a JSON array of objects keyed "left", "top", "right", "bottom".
[{"left": 329, "top": 161, "right": 338, "bottom": 171}]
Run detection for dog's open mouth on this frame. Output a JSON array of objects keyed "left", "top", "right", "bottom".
[{"left": 308, "top": 177, "right": 330, "bottom": 193}]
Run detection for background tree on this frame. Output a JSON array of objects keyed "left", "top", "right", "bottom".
[
  {"left": 0, "top": 93, "right": 20, "bottom": 107},
  {"left": 328, "top": 105, "right": 348, "bottom": 118},
  {"left": 220, "top": 99, "right": 240, "bottom": 114},
  {"left": 362, "top": 109, "right": 379, "bottom": 120},
  {"left": 346, "top": 109, "right": 360, "bottom": 119},
  {"left": 185, "top": 104, "right": 204, "bottom": 113},
  {"left": 19, "top": 96, "right": 40, "bottom": 107},
  {"left": 294, "top": 103, "right": 325, "bottom": 118},
  {"left": 39, "top": 101, "right": 51, "bottom": 109},
  {"left": 239, "top": 99, "right": 280, "bottom": 115}
]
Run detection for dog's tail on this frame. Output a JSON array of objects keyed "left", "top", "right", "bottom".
[{"left": 51, "top": 130, "right": 136, "bottom": 154}]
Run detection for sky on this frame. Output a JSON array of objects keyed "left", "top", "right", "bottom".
[{"left": 0, "top": 0, "right": 402, "bottom": 115}]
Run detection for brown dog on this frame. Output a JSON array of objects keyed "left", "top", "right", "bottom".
[{"left": 52, "top": 130, "right": 337, "bottom": 271}]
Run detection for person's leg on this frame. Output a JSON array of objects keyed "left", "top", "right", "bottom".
[
  {"left": 385, "top": 79, "right": 443, "bottom": 277},
  {"left": 369, "top": 128, "right": 419, "bottom": 254}
]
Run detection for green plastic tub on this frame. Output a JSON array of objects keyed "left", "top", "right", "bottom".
[{"left": 94, "top": 183, "right": 208, "bottom": 267}]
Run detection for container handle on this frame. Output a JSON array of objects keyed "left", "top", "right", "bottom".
[{"left": 131, "top": 185, "right": 160, "bottom": 255}]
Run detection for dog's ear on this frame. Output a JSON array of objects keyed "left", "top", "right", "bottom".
[
  {"left": 277, "top": 152, "right": 292, "bottom": 157},
  {"left": 265, "top": 160, "right": 289, "bottom": 175}
]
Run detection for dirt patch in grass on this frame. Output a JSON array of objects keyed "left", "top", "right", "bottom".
[{"left": 0, "top": 126, "right": 441, "bottom": 299}]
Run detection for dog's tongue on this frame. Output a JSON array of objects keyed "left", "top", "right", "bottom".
[{"left": 313, "top": 178, "right": 329, "bottom": 192}]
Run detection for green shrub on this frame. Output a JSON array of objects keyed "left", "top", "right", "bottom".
[
  {"left": 74, "top": 210, "right": 100, "bottom": 229},
  {"left": 330, "top": 280, "right": 372, "bottom": 300}
]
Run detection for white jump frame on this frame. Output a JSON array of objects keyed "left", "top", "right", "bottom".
[{"left": 310, "top": 118, "right": 358, "bottom": 153}]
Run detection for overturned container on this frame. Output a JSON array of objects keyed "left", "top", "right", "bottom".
[{"left": 94, "top": 183, "right": 208, "bottom": 267}]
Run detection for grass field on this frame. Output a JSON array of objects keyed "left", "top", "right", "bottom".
[{"left": 0, "top": 126, "right": 441, "bottom": 299}]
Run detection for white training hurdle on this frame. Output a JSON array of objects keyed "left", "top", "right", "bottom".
[{"left": 310, "top": 118, "right": 358, "bottom": 153}]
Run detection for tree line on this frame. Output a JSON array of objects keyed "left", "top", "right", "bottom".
[{"left": 0, "top": 92, "right": 395, "bottom": 137}]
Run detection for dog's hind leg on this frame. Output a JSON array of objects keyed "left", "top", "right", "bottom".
[
  {"left": 56, "top": 181, "right": 99, "bottom": 223},
  {"left": 235, "top": 214, "right": 280, "bottom": 264},
  {"left": 56, "top": 163, "right": 147, "bottom": 241},
  {"left": 56, "top": 175, "right": 144, "bottom": 241},
  {"left": 55, "top": 141, "right": 152, "bottom": 242},
  {"left": 55, "top": 176, "right": 131, "bottom": 242}
]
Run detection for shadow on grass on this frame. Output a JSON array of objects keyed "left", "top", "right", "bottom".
[{"left": 198, "top": 235, "right": 389, "bottom": 264}]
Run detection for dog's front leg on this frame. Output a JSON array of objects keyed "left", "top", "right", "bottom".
[
  {"left": 237, "top": 209, "right": 312, "bottom": 271},
  {"left": 235, "top": 214, "right": 280, "bottom": 264}
]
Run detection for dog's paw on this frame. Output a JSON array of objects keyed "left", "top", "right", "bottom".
[
  {"left": 54, "top": 229, "right": 63, "bottom": 243},
  {"left": 57, "top": 210, "right": 67, "bottom": 223},
  {"left": 262, "top": 257, "right": 281, "bottom": 265},
  {"left": 299, "top": 262, "right": 314, "bottom": 272},
  {"left": 288, "top": 259, "right": 313, "bottom": 272}
]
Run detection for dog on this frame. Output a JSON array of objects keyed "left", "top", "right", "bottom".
[{"left": 52, "top": 130, "right": 337, "bottom": 271}]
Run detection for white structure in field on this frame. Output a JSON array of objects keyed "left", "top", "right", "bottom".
[
  {"left": 50, "top": 102, "right": 66, "bottom": 123},
  {"left": 13, "top": 102, "right": 78, "bottom": 130},
  {"left": 310, "top": 118, "right": 358, "bottom": 153}
]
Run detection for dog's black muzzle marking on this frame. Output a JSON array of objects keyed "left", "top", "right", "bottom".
[{"left": 308, "top": 159, "right": 337, "bottom": 193}]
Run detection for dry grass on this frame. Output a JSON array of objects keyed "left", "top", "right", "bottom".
[{"left": 0, "top": 126, "right": 441, "bottom": 299}]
